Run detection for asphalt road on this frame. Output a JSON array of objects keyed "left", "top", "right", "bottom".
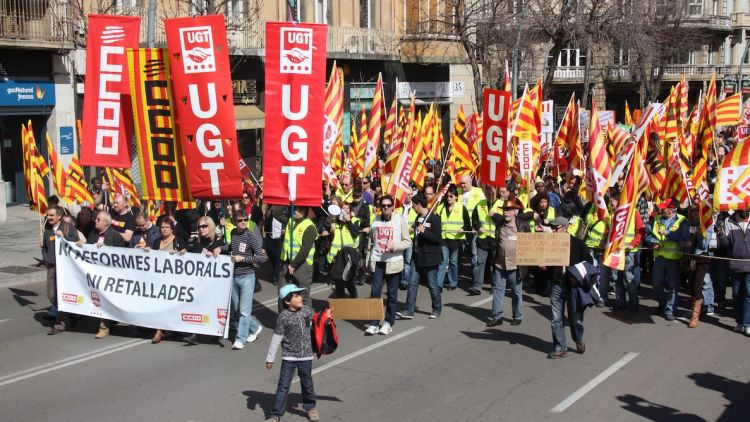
[{"left": 0, "top": 276, "right": 747, "bottom": 422}]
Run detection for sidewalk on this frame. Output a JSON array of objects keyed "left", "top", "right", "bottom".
[{"left": 0, "top": 205, "right": 47, "bottom": 287}]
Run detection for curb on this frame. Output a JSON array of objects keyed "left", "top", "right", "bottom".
[{"left": 0, "top": 272, "right": 46, "bottom": 289}]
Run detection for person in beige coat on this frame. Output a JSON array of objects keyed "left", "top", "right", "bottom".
[{"left": 365, "top": 194, "right": 412, "bottom": 335}]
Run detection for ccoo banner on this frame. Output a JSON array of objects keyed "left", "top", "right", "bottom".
[
  {"left": 81, "top": 14, "right": 140, "bottom": 168},
  {"left": 127, "top": 48, "right": 193, "bottom": 202},
  {"left": 481, "top": 89, "right": 510, "bottom": 187},
  {"left": 263, "top": 22, "right": 327, "bottom": 206},
  {"left": 56, "top": 238, "right": 233, "bottom": 337},
  {"left": 164, "top": 15, "right": 243, "bottom": 199}
]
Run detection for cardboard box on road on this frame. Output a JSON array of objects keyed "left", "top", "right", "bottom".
[{"left": 329, "top": 298, "right": 384, "bottom": 321}]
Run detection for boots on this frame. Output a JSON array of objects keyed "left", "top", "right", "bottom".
[{"left": 688, "top": 298, "right": 703, "bottom": 328}]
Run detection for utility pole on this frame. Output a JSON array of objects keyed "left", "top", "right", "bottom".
[
  {"left": 147, "top": 0, "right": 157, "bottom": 48},
  {"left": 511, "top": 0, "right": 528, "bottom": 101}
]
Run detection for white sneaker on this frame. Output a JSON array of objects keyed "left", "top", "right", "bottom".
[
  {"left": 232, "top": 341, "right": 245, "bottom": 350},
  {"left": 744, "top": 327, "right": 750, "bottom": 336},
  {"left": 247, "top": 325, "right": 263, "bottom": 343},
  {"left": 364, "top": 325, "right": 379, "bottom": 335},
  {"left": 378, "top": 322, "right": 392, "bottom": 335}
]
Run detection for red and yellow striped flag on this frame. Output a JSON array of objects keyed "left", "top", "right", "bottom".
[
  {"left": 449, "top": 105, "right": 473, "bottom": 181},
  {"left": 382, "top": 95, "right": 398, "bottom": 152},
  {"left": 104, "top": 167, "right": 141, "bottom": 208},
  {"left": 45, "top": 132, "right": 67, "bottom": 196},
  {"left": 23, "top": 122, "right": 48, "bottom": 213},
  {"left": 355, "top": 107, "right": 368, "bottom": 177},
  {"left": 411, "top": 111, "right": 429, "bottom": 188},
  {"left": 554, "top": 94, "right": 583, "bottom": 172},
  {"left": 713, "top": 139, "right": 750, "bottom": 211},
  {"left": 384, "top": 105, "right": 406, "bottom": 175},
  {"left": 624, "top": 101, "right": 633, "bottom": 126},
  {"left": 586, "top": 98, "right": 612, "bottom": 220},
  {"left": 363, "top": 74, "right": 384, "bottom": 176},
  {"left": 608, "top": 122, "right": 630, "bottom": 159},
  {"left": 716, "top": 93, "right": 741, "bottom": 127},
  {"left": 63, "top": 154, "right": 94, "bottom": 206},
  {"left": 323, "top": 63, "right": 344, "bottom": 164}
]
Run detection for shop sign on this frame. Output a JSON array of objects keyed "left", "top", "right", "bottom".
[{"left": 0, "top": 81, "right": 56, "bottom": 107}]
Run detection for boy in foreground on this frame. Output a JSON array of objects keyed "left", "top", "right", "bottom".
[{"left": 266, "top": 284, "right": 331, "bottom": 421}]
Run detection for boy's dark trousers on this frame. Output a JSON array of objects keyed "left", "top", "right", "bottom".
[{"left": 269, "top": 360, "right": 316, "bottom": 418}]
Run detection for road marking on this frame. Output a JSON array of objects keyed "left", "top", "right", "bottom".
[
  {"left": 293, "top": 326, "right": 425, "bottom": 383},
  {"left": 0, "top": 338, "right": 150, "bottom": 387},
  {"left": 0, "top": 319, "right": 10, "bottom": 324},
  {"left": 253, "top": 284, "right": 329, "bottom": 311},
  {"left": 469, "top": 296, "right": 493, "bottom": 307},
  {"left": 550, "top": 352, "right": 640, "bottom": 413}
]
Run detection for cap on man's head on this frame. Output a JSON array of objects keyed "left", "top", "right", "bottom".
[
  {"left": 279, "top": 284, "right": 306, "bottom": 301},
  {"left": 550, "top": 216, "right": 569, "bottom": 227},
  {"left": 502, "top": 197, "right": 525, "bottom": 211},
  {"left": 658, "top": 198, "right": 680, "bottom": 210}
]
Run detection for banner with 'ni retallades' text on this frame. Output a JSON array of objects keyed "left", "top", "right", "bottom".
[
  {"left": 56, "top": 238, "right": 233, "bottom": 337},
  {"left": 164, "top": 15, "right": 243, "bottom": 198},
  {"left": 81, "top": 15, "right": 140, "bottom": 168},
  {"left": 481, "top": 89, "right": 510, "bottom": 187},
  {"left": 127, "top": 48, "right": 193, "bottom": 202},
  {"left": 263, "top": 22, "right": 327, "bottom": 206}
]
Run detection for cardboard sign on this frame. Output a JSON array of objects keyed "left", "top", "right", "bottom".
[
  {"left": 515, "top": 233, "right": 570, "bottom": 266},
  {"left": 329, "top": 298, "right": 384, "bottom": 321}
]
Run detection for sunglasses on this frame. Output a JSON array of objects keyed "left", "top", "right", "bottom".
[
  {"left": 236, "top": 218, "right": 248, "bottom": 222},
  {"left": 198, "top": 224, "right": 209, "bottom": 229},
  {"left": 380, "top": 203, "right": 393, "bottom": 208}
]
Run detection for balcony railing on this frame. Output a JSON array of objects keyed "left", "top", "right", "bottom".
[
  {"left": 607, "top": 65, "right": 739, "bottom": 81},
  {"left": 682, "top": 14, "right": 732, "bottom": 31},
  {"left": 0, "top": 0, "right": 74, "bottom": 47},
  {"left": 328, "top": 26, "right": 398, "bottom": 57}
]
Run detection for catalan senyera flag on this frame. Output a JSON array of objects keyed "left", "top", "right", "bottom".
[
  {"left": 714, "top": 139, "right": 750, "bottom": 211},
  {"left": 127, "top": 48, "right": 192, "bottom": 203},
  {"left": 513, "top": 81, "right": 543, "bottom": 179},
  {"left": 624, "top": 101, "right": 633, "bottom": 126},
  {"left": 608, "top": 123, "right": 630, "bottom": 156},
  {"left": 697, "top": 74, "right": 717, "bottom": 161},
  {"left": 384, "top": 104, "right": 406, "bottom": 175},
  {"left": 503, "top": 63, "right": 511, "bottom": 93},
  {"left": 715, "top": 93, "right": 741, "bottom": 127},
  {"left": 411, "top": 111, "right": 429, "bottom": 188},
  {"left": 387, "top": 104, "right": 417, "bottom": 204},
  {"left": 449, "top": 105, "right": 473, "bottom": 181},
  {"left": 104, "top": 167, "right": 141, "bottom": 208},
  {"left": 24, "top": 123, "right": 48, "bottom": 213},
  {"left": 45, "top": 132, "right": 67, "bottom": 196},
  {"left": 586, "top": 98, "right": 612, "bottom": 220},
  {"left": 323, "top": 62, "right": 344, "bottom": 163},
  {"left": 645, "top": 129, "right": 667, "bottom": 197},
  {"left": 554, "top": 94, "right": 583, "bottom": 172},
  {"left": 363, "top": 73, "right": 384, "bottom": 176},
  {"left": 382, "top": 95, "right": 398, "bottom": 154},
  {"left": 693, "top": 156, "right": 714, "bottom": 235},
  {"left": 603, "top": 131, "right": 646, "bottom": 270},
  {"left": 347, "top": 112, "right": 360, "bottom": 177},
  {"left": 356, "top": 107, "right": 368, "bottom": 177},
  {"left": 63, "top": 154, "right": 94, "bottom": 206}
]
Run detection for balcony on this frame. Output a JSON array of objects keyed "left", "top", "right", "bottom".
[
  {"left": 732, "top": 12, "right": 750, "bottom": 28},
  {"left": 682, "top": 14, "right": 732, "bottom": 32},
  {"left": 606, "top": 65, "right": 739, "bottom": 82},
  {"left": 328, "top": 26, "right": 398, "bottom": 59},
  {"left": 0, "top": 0, "right": 74, "bottom": 49}
]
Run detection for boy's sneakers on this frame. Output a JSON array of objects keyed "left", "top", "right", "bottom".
[
  {"left": 396, "top": 311, "right": 414, "bottom": 320},
  {"left": 265, "top": 417, "right": 280, "bottom": 422},
  {"left": 307, "top": 408, "right": 321, "bottom": 421},
  {"left": 378, "top": 322, "right": 392, "bottom": 335},
  {"left": 232, "top": 341, "right": 245, "bottom": 350},
  {"left": 247, "top": 326, "right": 263, "bottom": 343},
  {"left": 364, "top": 325, "right": 379, "bottom": 335},
  {"left": 429, "top": 313, "right": 440, "bottom": 319}
]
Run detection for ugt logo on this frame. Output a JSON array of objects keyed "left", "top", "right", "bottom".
[
  {"left": 280, "top": 27, "right": 313, "bottom": 74},
  {"left": 179, "top": 26, "right": 216, "bottom": 74}
]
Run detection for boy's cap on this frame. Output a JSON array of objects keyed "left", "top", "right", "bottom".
[{"left": 279, "top": 284, "right": 306, "bottom": 300}]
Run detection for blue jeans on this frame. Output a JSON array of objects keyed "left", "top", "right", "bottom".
[
  {"left": 594, "top": 252, "right": 616, "bottom": 303},
  {"left": 473, "top": 247, "right": 493, "bottom": 291},
  {"left": 438, "top": 245, "right": 461, "bottom": 288},
  {"left": 404, "top": 264, "right": 441, "bottom": 315},
  {"left": 702, "top": 271, "right": 715, "bottom": 313},
  {"left": 370, "top": 262, "right": 400, "bottom": 326},
  {"left": 652, "top": 257, "right": 680, "bottom": 315},
  {"left": 550, "top": 282, "right": 584, "bottom": 352},
  {"left": 491, "top": 268, "right": 523, "bottom": 320},
  {"left": 231, "top": 272, "right": 260, "bottom": 343},
  {"left": 269, "top": 359, "right": 316, "bottom": 418},
  {"left": 470, "top": 235, "right": 478, "bottom": 268},
  {"left": 401, "top": 246, "right": 413, "bottom": 286},
  {"left": 709, "top": 259, "right": 729, "bottom": 304},
  {"left": 731, "top": 273, "right": 750, "bottom": 327},
  {"left": 614, "top": 253, "right": 638, "bottom": 306}
]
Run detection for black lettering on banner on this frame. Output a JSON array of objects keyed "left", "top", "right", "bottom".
[
  {"left": 178, "top": 286, "right": 188, "bottom": 302},
  {"left": 148, "top": 109, "right": 173, "bottom": 136},
  {"left": 157, "top": 284, "right": 167, "bottom": 299},
  {"left": 168, "top": 285, "right": 179, "bottom": 300},
  {"left": 131, "top": 279, "right": 141, "bottom": 296},
  {"left": 121, "top": 254, "right": 135, "bottom": 269},
  {"left": 195, "top": 261, "right": 205, "bottom": 277},
  {"left": 162, "top": 258, "right": 173, "bottom": 274},
  {"left": 151, "top": 136, "right": 176, "bottom": 160},
  {"left": 173, "top": 257, "right": 183, "bottom": 275},
  {"left": 110, "top": 253, "right": 121, "bottom": 268},
  {"left": 115, "top": 278, "right": 124, "bottom": 294},
  {"left": 104, "top": 277, "right": 116, "bottom": 291},
  {"left": 99, "top": 252, "right": 111, "bottom": 266},
  {"left": 144, "top": 79, "right": 169, "bottom": 107},
  {"left": 153, "top": 257, "right": 161, "bottom": 273},
  {"left": 154, "top": 164, "right": 178, "bottom": 189},
  {"left": 183, "top": 260, "right": 195, "bottom": 276},
  {"left": 221, "top": 262, "right": 231, "bottom": 278},
  {"left": 186, "top": 287, "right": 194, "bottom": 303},
  {"left": 86, "top": 273, "right": 102, "bottom": 289},
  {"left": 58, "top": 241, "right": 71, "bottom": 257}
]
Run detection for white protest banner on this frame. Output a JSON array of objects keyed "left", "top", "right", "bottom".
[{"left": 56, "top": 238, "right": 233, "bottom": 337}]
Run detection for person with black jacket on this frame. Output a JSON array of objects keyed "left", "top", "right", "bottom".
[
  {"left": 547, "top": 216, "right": 594, "bottom": 359},
  {"left": 78, "top": 210, "right": 126, "bottom": 339},
  {"left": 43, "top": 206, "right": 80, "bottom": 335},
  {"left": 397, "top": 193, "right": 443, "bottom": 319}
]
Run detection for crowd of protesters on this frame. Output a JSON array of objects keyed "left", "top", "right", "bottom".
[{"left": 40, "top": 131, "right": 750, "bottom": 365}]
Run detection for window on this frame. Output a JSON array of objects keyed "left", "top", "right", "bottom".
[
  {"left": 548, "top": 45, "right": 587, "bottom": 68},
  {"left": 360, "top": 0, "right": 371, "bottom": 28},
  {"left": 226, "top": 0, "right": 245, "bottom": 18},
  {"left": 688, "top": 0, "right": 703, "bottom": 16},
  {"left": 669, "top": 49, "right": 693, "bottom": 65},
  {"left": 613, "top": 47, "right": 629, "bottom": 66},
  {"left": 412, "top": 0, "right": 458, "bottom": 34},
  {"left": 287, "top": 0, "right": 306, "bottom": 22},
  {"left": 508, "top": 0, "right": 525, "bottom": 15},
  {"left": 314, "top": 0, "right": 332, "bottom": 24}
]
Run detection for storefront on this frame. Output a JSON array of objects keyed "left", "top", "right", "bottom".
[{"left": 0, "top": 80, "right": 56, "bottom": 204}]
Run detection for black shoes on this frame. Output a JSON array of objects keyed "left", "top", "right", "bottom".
[
  {"left": 468, "top": 288, "right": 482, "bottom": 296},
  {"left": 576, "top": 341, "right": 586, "bottom": 354},
  {"left": 510, "top": 319, "right": 522, "bottom": 326},
  {"left": 548, "top": 350, "right": 568, "bottom": 359},
  {"left": 487, "top": 318, "right": 503, "bottom": 327}
]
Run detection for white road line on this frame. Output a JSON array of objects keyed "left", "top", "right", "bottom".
[
  {"left": 293, "top": 326, "right": 425, "bottom": 383},
  {"left": 0, "top": 339, "right": 150, "bottom": 387},
  {"left": 0, "top": 319, "right": 10, "bottom": 324},
  {"left": 550, "top": 352, "right": 640, "bottom": 413},
  {"left": 253, "top": 284, "right": 329, "bottom": 311},
  {"left": 469, "top": 296, "right": 493, "bottom": 307}
]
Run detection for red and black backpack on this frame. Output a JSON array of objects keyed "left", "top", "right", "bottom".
[{"left": 311, "top": 308, "right": 338, "bottom": 358}]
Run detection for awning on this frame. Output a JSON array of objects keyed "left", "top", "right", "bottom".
[
  {"left": 397, "top": 98, "right": 453, "bottom": 106},
  {"left": 234, "top": 105, "right": 265, "bottom": 130}
]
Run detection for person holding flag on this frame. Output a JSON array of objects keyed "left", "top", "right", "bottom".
[{"left": 646, "top": 198, "right": 686, "bottom": 321}]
